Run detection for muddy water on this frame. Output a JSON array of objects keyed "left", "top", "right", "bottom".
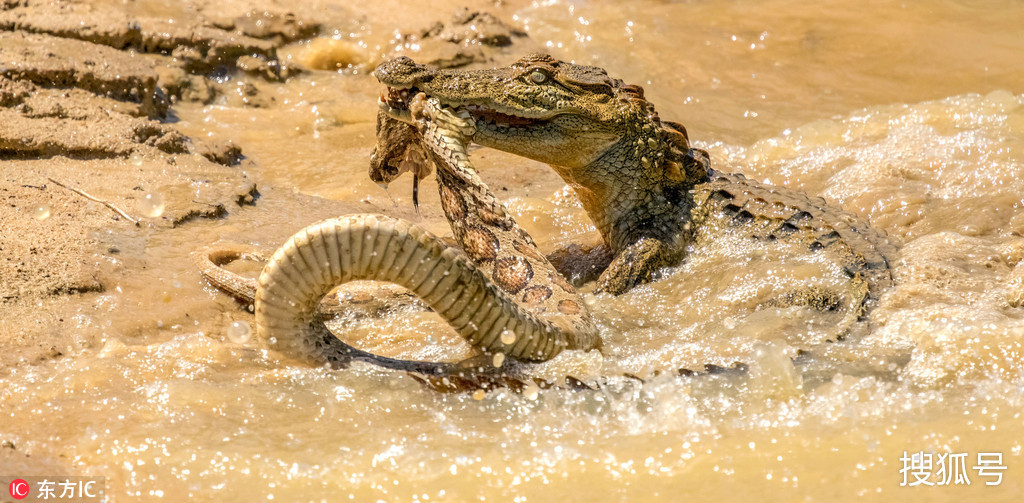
[{"left": 4, "top": 0, "right": 1024, "bottom": 500}]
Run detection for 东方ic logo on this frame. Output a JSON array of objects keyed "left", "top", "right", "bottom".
[{"left": 8, "top": 478, "right": 30, "bottom": 500}]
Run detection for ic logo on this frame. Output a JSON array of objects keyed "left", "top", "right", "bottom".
[{"left": 8, "top": 478, "right": 30, "bottom": 500}]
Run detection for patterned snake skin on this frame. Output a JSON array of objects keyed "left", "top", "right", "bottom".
[
  {"left": 194, "top": 92, "right": 601, "bottom": 385},
  {"left": 197, "top": 54, "right": 900, "bottom": 390}
]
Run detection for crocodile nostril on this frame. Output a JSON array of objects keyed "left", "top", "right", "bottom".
[{"left": 373, "top": 57, "right": 421, "bottom": 80}]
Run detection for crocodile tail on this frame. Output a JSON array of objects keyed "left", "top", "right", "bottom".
[{"left": 254, "top": 214, "right": 586, "bottom": 373}]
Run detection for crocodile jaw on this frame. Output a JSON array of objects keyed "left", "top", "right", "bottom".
[
  {"left": 378, "top": 84, "right": 556, "bottom": 132},
  {"left": 378, "top": 85, "right": 618, "bottom": 168},
  {"left": 379, "top": 86, "right": 415, "bottom": 122}
]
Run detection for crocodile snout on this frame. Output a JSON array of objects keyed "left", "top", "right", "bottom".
[{"left": 373, "top": 56, "right": 434, "bottom": 87}]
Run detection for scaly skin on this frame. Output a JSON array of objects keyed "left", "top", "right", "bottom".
[
  {"left": 195, "top": 86, "right": 602, "bottom": 385},
  {"left": 195, "top": 210, "right": 599, "bottom": 385},
  {"left": 196, "top": 53, "right": 898, "bottom": 390},
  {"left": 405, "top": 94, "right": 600, "bottom": 353},
  {"left": 375, "top": 54, "right": 897, "bottom": 325}
]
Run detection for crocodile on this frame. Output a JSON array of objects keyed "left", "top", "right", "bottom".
[
  {"left": 194, "top": 88, "right": 604, "bottom": 389},
  {"left": 373, "top": 54, "right": 897, "bottom": 318},
  {"left": 196, "top": 54, "right": 897, "bottom": 389}
]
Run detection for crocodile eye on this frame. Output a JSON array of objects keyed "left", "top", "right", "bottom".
[{"left": 529, "top": 70, "right": 547, "bottom": 84}]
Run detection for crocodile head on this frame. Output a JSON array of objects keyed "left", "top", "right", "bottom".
[
  {"left": 375, "top": 53, "right": 635, "bottom": 169},
  {"left": 374, "top": 54, "right": 710, "bottom": 251}
]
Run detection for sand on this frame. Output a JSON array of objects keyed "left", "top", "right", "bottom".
[{"left": 0, "top": 0, "right": 305, "bottom": 367}]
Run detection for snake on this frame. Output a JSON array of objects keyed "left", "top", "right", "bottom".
[{"left": 193, "top": 92, "right": 602, "bottom": 386}]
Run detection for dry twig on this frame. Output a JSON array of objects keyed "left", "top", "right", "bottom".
[{"left": 47, "top": 177, "right": 140, "bottom": 226}]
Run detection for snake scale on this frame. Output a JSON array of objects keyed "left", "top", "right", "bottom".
[
  {"left": 196, "top": 54, "right": 898, "bottom": 390},
  {"left": 194, "top": 91, "right": 602, "bottom": 386}
]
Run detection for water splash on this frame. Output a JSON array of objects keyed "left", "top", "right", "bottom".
[
  {"left": 227, "top": 321, "right": 252, "bottom": 344},
  {"left": 500, "top": 330, "right": 516, "bottom": 345},
  {"left": 139, "top": 192, "right": 165, "bottom": 218},
  {"left": 523, "top": 382, "right": 540, "bottom": 401},
  {"left": 32, "top": 204, "right": 51, "bottom": 220}
]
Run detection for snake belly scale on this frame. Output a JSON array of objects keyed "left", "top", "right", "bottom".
[{"left": 195, "top": 94, "right": 601, "bottom": 379}]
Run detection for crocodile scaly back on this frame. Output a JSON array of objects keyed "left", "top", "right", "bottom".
[{"left": 694, "top": 171, "right": 897, "bottom": 322}]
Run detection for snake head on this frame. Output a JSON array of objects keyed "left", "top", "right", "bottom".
[{"left": 369, "top": 109, "right": 434, "bottom": 211}]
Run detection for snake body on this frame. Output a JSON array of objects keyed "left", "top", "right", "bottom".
[
  {"left": 195, "top": 94, "right": 600, "bottom": 378},
  {"left": 196, "top": 54, "right": 902, "bottom": 391}
]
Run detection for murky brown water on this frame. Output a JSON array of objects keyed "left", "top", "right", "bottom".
[{"left": 4, "top": 0, "right": 1024, "bottom": 500}]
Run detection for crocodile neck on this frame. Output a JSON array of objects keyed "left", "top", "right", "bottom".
[
  {"left": 373, "top": 53, "right": 713, "bottom": 254},
  {"left": 548, "top": 135, "right": 711, "bottom": 253},
  {"left": 374, "top": 54, "right": 894, "bottom": 303}
]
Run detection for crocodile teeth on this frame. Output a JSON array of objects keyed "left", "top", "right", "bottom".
[{"left": 383, "top": 86, "right": 418, "bottom": 110}]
